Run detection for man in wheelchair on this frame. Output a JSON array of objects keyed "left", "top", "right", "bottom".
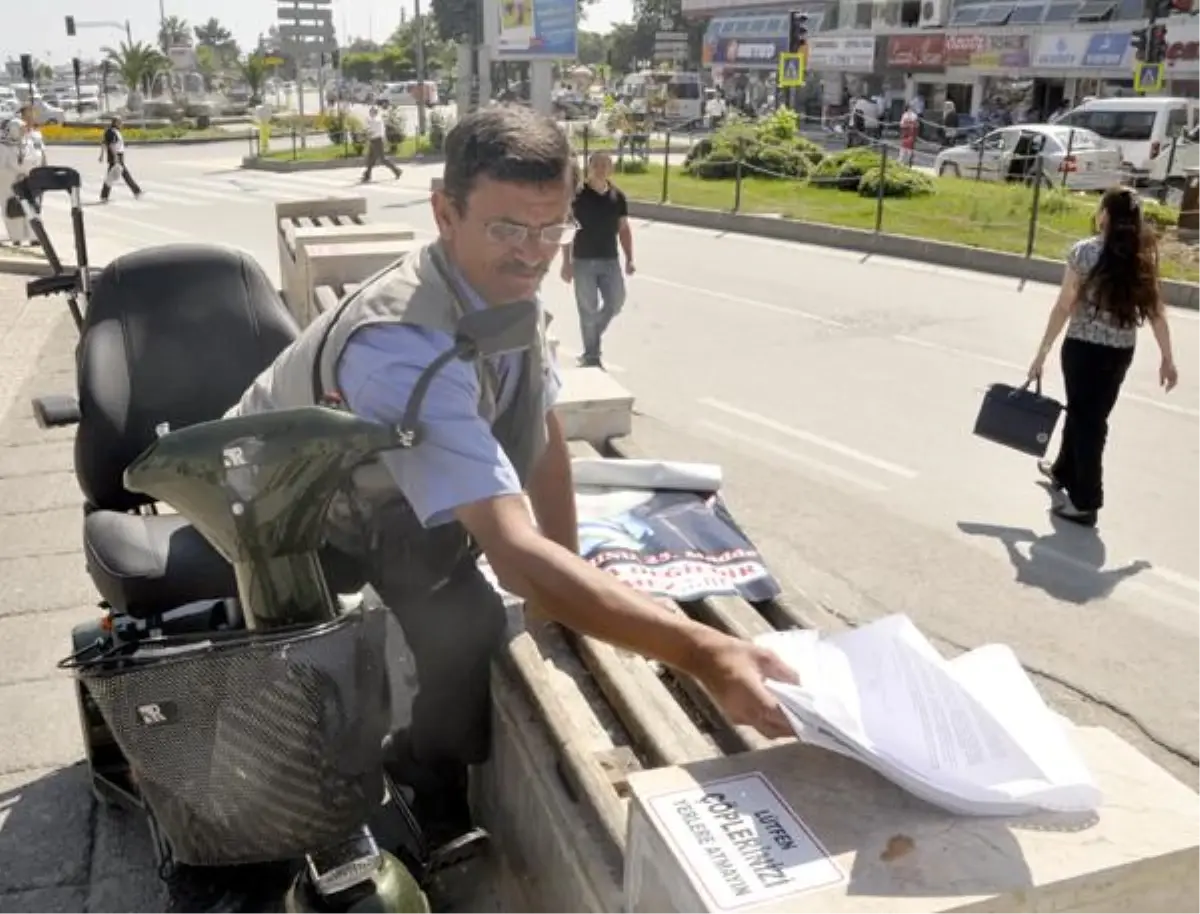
[{"left": 227, "top": 104, "right": 798, "bottom": 861}]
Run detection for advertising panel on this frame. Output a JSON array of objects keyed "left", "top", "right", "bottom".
[
  {"left": 1164, "top": 16, "right": 1198, "bottom": 73},
  {"left": 806, "top": 36, "right": 877, "bottom": 70},
  {"left": 486, "top": 0, "right": 578, "bottom": 60},
  {"left": 1032, "top": 31, "right": 1133, "bottom": 69},
  {"left": 945, "top": 33, "right": 1031, "bottom": 68},
  {"left": 885, "top": 33, "right": 946, "bottom": 69}
]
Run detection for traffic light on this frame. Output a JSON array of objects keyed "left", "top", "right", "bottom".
[
  {"left": 788, "top": 11, "right": 809, "bottom": 53},
  {"left": 65, "top": 15, "right": 76, "bottom": 37},
  {"left": 19, "top": 54, "right": 32, "bottom": 82},
  {"left": 320, "top": 52, "right": 327, "bottom": 67},
  {"left": 1148, "top": 23, "right": 1168, "bottom": 60},
  {"left": 72, "top": 57, "right": 81, "bottom": 81}
]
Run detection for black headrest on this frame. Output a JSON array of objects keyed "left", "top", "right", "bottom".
[{"left": 76, "top": 243, "right": 299, "bottom": 512}]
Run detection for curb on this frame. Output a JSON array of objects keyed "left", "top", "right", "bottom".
[
  {"left": 0, "top": 254, "right": 54, "bottom": 277},
  {"left": 241, "top": 145, "right": 683, "bottom": 173},
  {"left": 45, "top": 131, "right": 322, "bottom": 148},
  {"left": 625, "top": 200, "right": 1200, "bottom": 311}
]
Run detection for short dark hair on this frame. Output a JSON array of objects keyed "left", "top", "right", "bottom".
[{"left": 442, "top": 105, "right": 572, "bottom": 209}]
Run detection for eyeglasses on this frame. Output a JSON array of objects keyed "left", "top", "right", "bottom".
[{"left": 485, "top": 219, "right": 579, "bottom": 247}]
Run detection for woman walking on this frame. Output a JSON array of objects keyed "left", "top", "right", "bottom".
[{"left": 1027, "top": 186, "right": 1178, "bottom": 527}]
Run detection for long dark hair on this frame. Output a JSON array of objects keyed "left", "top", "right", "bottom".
[{"left": 1081, "top": 186, "right": 1161, "bottom": 328}]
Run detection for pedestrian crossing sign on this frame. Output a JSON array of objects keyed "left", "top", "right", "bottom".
[
  {"left": 1133, "top": 62, "right": 1164, "bottom": 94},
  {"left": 777, "top": 51, "right": 806, "bottom": 88}
]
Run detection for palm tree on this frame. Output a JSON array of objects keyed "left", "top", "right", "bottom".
[
  {"left": 237, "top": 53, "right": 271, "bottom": 106},
  {"left": 102, "top": 41, "right": 169, "bottom": 108},
  {"left": 158, "top": 15, "right": 192, "bottom": 51},
  {"left": 194, "top": 17, "right": 233, "bottom": 47}
]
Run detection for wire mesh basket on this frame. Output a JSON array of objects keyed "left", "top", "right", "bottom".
[{"left": 79, "top": 608, "right": 392, "bottom": 867}]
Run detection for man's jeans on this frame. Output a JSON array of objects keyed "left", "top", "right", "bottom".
[{"left": 573, "top": 258, "right": 625, "bottom": 363}]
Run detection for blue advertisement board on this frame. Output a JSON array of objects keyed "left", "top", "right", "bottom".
[
  {"left": 1082, "top": 32, "right": 1132, "bottom": 68},
  {"left": 490, "top": 0, "right": 578, "bottom": 60}
]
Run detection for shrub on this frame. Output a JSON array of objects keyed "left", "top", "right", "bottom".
[
  {"left": 428, "top": 109, "right": 448, "bottom": 152},
  {"left": 384, "top": 109, "right": 406, "bottom": 153},
  {"left": 810, "top": 148, "right": 883, "bottom": 189},
  {"left": 613, "top": 157, "right": 649, "bottom": 175},
  {"left": 1140, "top": 198, "right": 1178, "bottom": 233},
  {"left": 857, "top": 164, "right": 936, "bottom": 198},
  {"left": 682, "top": 113, "right": 822, "bottom": 181}
]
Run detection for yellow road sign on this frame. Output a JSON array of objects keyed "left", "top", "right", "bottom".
[
  {"left": 777, "top": 50, "right": 807, "bottom": 88},
  {"left": 1133, "top": 61, "right": 1164, "bottom": 94}
]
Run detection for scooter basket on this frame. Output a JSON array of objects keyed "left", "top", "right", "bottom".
[{"left": 79, "top": 608, "right": 391, "bottom": 867}]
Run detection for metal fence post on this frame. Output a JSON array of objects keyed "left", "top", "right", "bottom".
[
  {"left": 1025, "top": 156, "right": 1044, "bottom": 261},
  {"left": 291, "top": 127, "right": 297, "bottom": 161},
  {"left": 660, "top": 127, "right": 671, "bottom": 204},
  {"left": 582, "top": 123, "right": 590, "bottom": 178},
  {"left": 1158, "top": 134, "right": 1180, "bottom": 203},
  {"left": 1061, "top": 128, "right": 1075, "bottom": 189},
  {"left": 975, "top": 137, "right": 985, "bottom": 181},
  {"left": 733, "top": 138, "right": 744, "bottom": 213},
  {"left": 875, "top": 141, "right": 889, "bottom": 234}
]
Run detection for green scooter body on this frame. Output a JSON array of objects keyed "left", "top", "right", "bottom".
[{"left": 120, "top": 405, "right": 429, "bottom": 913}]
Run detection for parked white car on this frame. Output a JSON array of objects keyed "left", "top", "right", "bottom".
[
  {"left": 934, "top": 124, "right": 1122, "bottom": 191},
  {"left": 27, "top": 98, "right": 65, "bottom": 126}
]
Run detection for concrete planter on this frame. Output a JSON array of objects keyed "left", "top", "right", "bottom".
[{"left": 625, "top": 200, "right": 1200, "bottom": 311}]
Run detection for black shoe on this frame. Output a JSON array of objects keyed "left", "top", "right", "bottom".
[
  {"left": 1052, "top": 503, "right": 1098, "bottom": 528},
  {"left": 576, "top": 354, "right": 603, "bottom": 369}
]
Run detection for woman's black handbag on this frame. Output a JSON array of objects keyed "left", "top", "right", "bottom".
[{"left": 973, "top": 376, "right": 1063, "bottom": 458}]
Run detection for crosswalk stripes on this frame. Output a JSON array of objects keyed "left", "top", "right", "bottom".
[{"left": 32, "top": 169, "right": 431, "bottom": 214}]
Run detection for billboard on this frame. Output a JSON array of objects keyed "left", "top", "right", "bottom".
[
  {"left": 486, "top": 0, "right": 578, "bottom": 60},
  {"left": 886, "top": 33, "right": 946, "bottom": 69},
  {"left": 945, "top": 33, "right": 1031, "bottom": 69}
]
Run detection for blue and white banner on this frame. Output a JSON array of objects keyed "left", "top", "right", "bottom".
[
  {"left": 1032, "top": 31, "right": 1133, "bottom": 70},
  {"left": 487, "top": 0, "right": 578, "bottom": 60}
]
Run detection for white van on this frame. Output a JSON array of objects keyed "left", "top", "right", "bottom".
[
  {"left": 1058, "top": 96, "right": 1199, "bottom": 185},
  {"left": 620, "top": 70, "right": 704, "bottom": 127}
]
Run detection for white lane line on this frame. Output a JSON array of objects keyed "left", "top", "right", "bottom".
[
  {"left": 634, "top": 274, "right": 849, "bottom": 329},
  {"left": 698, "top": 397, "right": 919, "bottom": 479},
  {"left": 696, "top": 419, "right": 888, "bottom": 493},
  {"left": 1147, "top": 564, "right": 1200, "bottom": 595},
  {"left": 895, "top": 334, "right": 1199, "bottom": 420}
]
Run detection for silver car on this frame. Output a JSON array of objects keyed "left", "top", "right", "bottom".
[{"left": 934, "top": 124, "right": 1123, "bottom": 191}]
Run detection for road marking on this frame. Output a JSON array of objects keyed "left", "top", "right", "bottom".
[
  {"left": 696, "top": 419, "right": 888, "bottom": 492},
  {"left": 1146, "top": 564, "right": 1200, "bottom": 594},
  {"left": 894, "top": 334, "right": 1199, "bottom": 419},
  {"left": 635, "top": 274, "right": 849, "bottom": 329},
  {"left": 697, "top": 397, "right": 919, "bottom": 479}
]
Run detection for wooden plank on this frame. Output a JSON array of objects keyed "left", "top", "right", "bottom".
[{"left": 567, "top": 439, "right": 721, "bottom": 768}]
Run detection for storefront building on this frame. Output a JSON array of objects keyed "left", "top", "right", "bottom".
[{"left": 686, "top": 0, "right": 1197, "bottom": 119}]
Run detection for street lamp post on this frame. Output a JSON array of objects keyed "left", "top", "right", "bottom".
[{"left": 414, "top": 0, "right": 427, "bottom": 137}]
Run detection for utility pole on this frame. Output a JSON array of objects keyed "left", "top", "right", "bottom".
[{"left": 414, "top": 0, "right": 428, "bottom": 136}]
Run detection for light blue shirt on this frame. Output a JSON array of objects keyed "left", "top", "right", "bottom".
[{"left": 338, "top": 274, "right": 561, "bottom": 528}]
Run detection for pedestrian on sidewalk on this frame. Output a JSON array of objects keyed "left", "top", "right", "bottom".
[
  {"left": 898, "top": 104, "right": 918, "bottom": 166},
  {"left": 560, "top": 151, "right": 634, "bottom": 370},
  {"left": 1026, "top": 186, "right": 1179, "bottom": 528},
  {"left": 99, "top": 115, "right": 142, "bottom": 203},
  {"left": 361, "top": 106, "right": 401, "bottom": 183}
]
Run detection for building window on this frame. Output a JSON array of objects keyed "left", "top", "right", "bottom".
[
  {"left": 1043, "top": 1, "right": 1079, "bottom": 19},
  {"left": 855, "top": 2, "right": 874, "bottom": 27},
  {"left": 1007, "top": 4, "right": 1048, "bottom": 23},
  {"left": 900, "top": 0, "right": 922, "bottom": 24},
  {"left": 1074, "top": 0, "right": 1116, "bottom": 20},
  {"left": 976, "top": 3, "right": 1016, "bottom": 23},
  {"left": 949, "top": 4, "right": 985, "bottom": 24}
]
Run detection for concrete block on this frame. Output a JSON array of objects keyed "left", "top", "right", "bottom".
[
  {"left": 0, "top": 472, "right": 80, "bottom": 516},
  {"left": 0, "top": 507, "right": 82, "bottom": 560},
  {"left": 553, "top": 367, "right": 633, "bottom": 445},
  {"left": 275, "top": 197, "right": 367, "bottom": 320},
  {"left": 0, "top": 605, "right": 94, "bottom": 686},
  {"left": 0, "top": 440, "right": 74, "bottom": 478},
  {"left": 0, "top": 552, "right": 94, "bottom": 616},
  {"left": 624, "top": 726, "right": 1200, "bottom": 913},
  {"left": 0, "top": 679, "right": 86, "bottom": 771},
  {"left": 298, "top": 240, "right": 417, "bottom": 327},
  {"left": 282, "top": 222, "right": 417, "bottom": 326}
]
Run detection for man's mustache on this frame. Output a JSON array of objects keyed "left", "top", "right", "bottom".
[{"left": 500, "top": 260, "right": 550, "bottom": 278}]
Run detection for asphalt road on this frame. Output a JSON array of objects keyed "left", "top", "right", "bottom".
[{"left": 23, "top": 140, "right": 1200, "bottom": 782}]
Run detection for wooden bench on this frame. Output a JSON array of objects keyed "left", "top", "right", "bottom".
[
  {"left": 295, "top": 239, "right": 418, "bottom": 327},
  {"left": 275, "top": 198, "right": 368, "bottom": 320}
]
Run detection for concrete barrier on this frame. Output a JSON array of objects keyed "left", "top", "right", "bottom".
[
  {"left": 298, "top": 239, "right": 417, "bottom": 326},
  {"left": 625, "top": 200, "right": 1200, "bottom": 311},
  {"left": 625, "top": 727, "right": 1199, "bottom": 912},
  {"left": 275, "top": 198, "right": 368, "bottom": 319}
]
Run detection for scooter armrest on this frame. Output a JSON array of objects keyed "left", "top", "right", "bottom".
[{"left": 31, "top": 394, "right": 81, "bottom": 428}]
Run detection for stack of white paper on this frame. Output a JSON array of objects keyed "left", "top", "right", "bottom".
[{"left": 757, "top": 614, "right": 1102, "bottom": 817}]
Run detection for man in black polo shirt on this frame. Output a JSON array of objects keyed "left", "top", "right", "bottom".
[
  {"left": 561, "top": 151, "right": 634, "bottom": 369},
  {"left": 98, "top": 115, "right": 142, "bottom": 203}
]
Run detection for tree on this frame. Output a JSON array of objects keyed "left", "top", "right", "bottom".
[
  {"left": 103, "top": 41, "right": 169, "bottom": 95},
  {"left": 237, "top": 52, "right": 271, "bottom": 105},
  {"left": 194, "top": 17, "right": 240, "bottom": 69},
  {"left": 159, "top": 15, "right": 193, "bottom": 51}
]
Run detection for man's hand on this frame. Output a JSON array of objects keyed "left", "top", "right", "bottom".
[
  {"left": 560, "top": 261, "right": 574, "bottom": 284},
  {"left": 625, "top": 260, "right": 636, "bottom": 276},
  {"left": 689, "top": 632, "right": 797, "bottom": 738}
]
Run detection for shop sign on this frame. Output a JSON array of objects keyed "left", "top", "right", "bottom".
[
  {"left": 709, "top": 37, "right": 786, "bottom": 65},
  {"left": 1032, "top": 32, "right": 1132, "bottom": 69},
  {"left": 1165, "top": 16, "right": 1199, "bottom": 72},
  {"left": 885, "top": 33, "right": 946, "bottom": 69},
  {"left": 945, "top": 33, "right": 1031, "bottom": 68},
  {"left": 806, "top": 36, "right": 877, "bottom": 70}
]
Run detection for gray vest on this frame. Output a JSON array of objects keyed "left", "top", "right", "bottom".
[{"left": 228, "top": 240, "right": 551, "bottom": 588}]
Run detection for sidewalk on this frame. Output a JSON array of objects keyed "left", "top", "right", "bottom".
[{"left": 0, "top": 272, "right": 163, "bottom": 912}]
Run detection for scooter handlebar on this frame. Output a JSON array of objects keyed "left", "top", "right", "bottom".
[{"left": 13, "top": 166, "right": 82, "bottom": 200}]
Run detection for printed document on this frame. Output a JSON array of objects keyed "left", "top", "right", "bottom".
[{"left": 758, "top": 615, "right": 1101, "bottom": 816}]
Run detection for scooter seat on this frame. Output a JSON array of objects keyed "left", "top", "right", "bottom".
[{"left": 83, "top": 510, "right": 236, "bottom": 619}]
